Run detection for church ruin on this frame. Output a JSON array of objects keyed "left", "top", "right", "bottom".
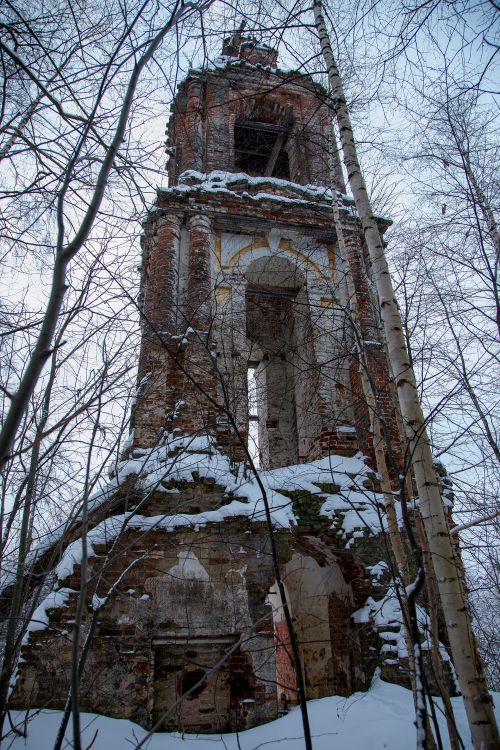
[{"left": 9, "top": 34, "right": 455, "bottom": 734}]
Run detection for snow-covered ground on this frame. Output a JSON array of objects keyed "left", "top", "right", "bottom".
[{"left": 6, "top": 678, "right": 499, "bottom": 750}]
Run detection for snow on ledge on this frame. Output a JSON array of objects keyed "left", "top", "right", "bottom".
[
  {"left": 0, "top": 431, "right": 393, "bottom": 597},
  {"left": 23, "top": 588, "right": 77, "bottom": 641},
  {"left": 49, "top": 437, "right": 384, "bottom": 583},
  {"left": 159, "top": 170, "right": 358, "bottom": 214}
]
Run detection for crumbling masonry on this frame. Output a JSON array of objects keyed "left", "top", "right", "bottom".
[{"left": 10, "top": 35, "right": 455, "bottom": 733}]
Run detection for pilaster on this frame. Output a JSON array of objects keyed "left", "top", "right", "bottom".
[
  {"left": 175, "top": 214, "right": 220, "bottom": 435},
  {"left": 134, "top": 213, "right": 182, "bottom": 448}
]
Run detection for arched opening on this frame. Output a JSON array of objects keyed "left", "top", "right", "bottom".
[
  {"left": 234, "top": 121, "right": 291, "bottom": 179},
  {"left": 277, "top": 550, "right": 359, "bottom": 700},
  {"left": 245, "top": 255, "right": 319, "bottom": 468}
]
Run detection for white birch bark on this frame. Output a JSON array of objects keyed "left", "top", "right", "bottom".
[
  {"left": 329, "top": 132, "right": 433, "bottom": 750},
  {"left": 313, "top": 2, "right": 499, "bottom": 747},
  {"left": 327, "top": 144, "right": 410, "bottom": 586}
]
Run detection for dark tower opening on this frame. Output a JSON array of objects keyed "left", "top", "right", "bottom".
[{"left": 234, "top": 121, "right": 291, "bottom": 179}]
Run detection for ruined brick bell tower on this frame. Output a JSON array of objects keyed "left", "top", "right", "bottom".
[
  {"left": 11, "top": 33, "right": 417, "bottom": 734},
  {"left": 133, "top": 32, "right": 401, "bottom": 468}
]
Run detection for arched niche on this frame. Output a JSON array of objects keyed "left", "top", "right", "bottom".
[
  {"left": 223, "top": 239, "right": 330, "bottom": 283},
  {"left": 281, "top": 551, "right": 357, "bottom": 699},
  {"left": 269, "top": 548, "right": 361, "bottom": 707},
  {"left": 244, "top": 254, "right": 306, "bottom": 290}
]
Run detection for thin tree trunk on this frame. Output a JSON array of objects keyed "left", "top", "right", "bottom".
[
  {"left": 442, "top": 92, "right": 500, "bottom": 297},
  {"left": 0, "top": 348, "right": 60, "bottom": 734},
  {"left": 327, "top": 142, "right": 411, "bottom": 610},
  {"left": 313, "top": 2, "right": 499, "bottom": 748},
  {"left": 70, "top": 391, "right": 103, "bottom": 750},
  {"left": 433, "top": 284, "right": 499, "bottom": 463}
]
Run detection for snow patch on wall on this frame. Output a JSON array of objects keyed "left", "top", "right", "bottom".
[
  {"left": 352, "top": 585, "right": 454, "bottom": 670},
  {"left": 23, "top": 588, "right": 76, "bottom": 641}
]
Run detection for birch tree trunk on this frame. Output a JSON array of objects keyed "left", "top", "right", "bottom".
[
  {"left": 327, "top": 143, "right": 410, "bottom": 621},
  {"left": 313, "top": 2, "right": 499, "bottom": 747},
  {"left": 328, "top": 140, "right": 434, "bottom": 750}
]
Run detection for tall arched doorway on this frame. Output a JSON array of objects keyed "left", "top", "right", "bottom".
[{"left": 245, "top": 255, "right": 321, "bottom": 468}]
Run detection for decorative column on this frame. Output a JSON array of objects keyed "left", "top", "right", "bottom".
[
  {"left": 133, "top": 213, "right": 182, "bottom": 448},
  {"left": 185, "top": 77, "right": 204, "bottom": 173},
  {"left": 177, "top": 214, "right": 220, "bottom": 434},
  {"left": 186, "top": 214, "right": 212, "bottom": 330}
]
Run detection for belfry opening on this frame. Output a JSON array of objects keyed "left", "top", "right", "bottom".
[{"left": 245, "top": 256, "right": 309, "bottom": 468}]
